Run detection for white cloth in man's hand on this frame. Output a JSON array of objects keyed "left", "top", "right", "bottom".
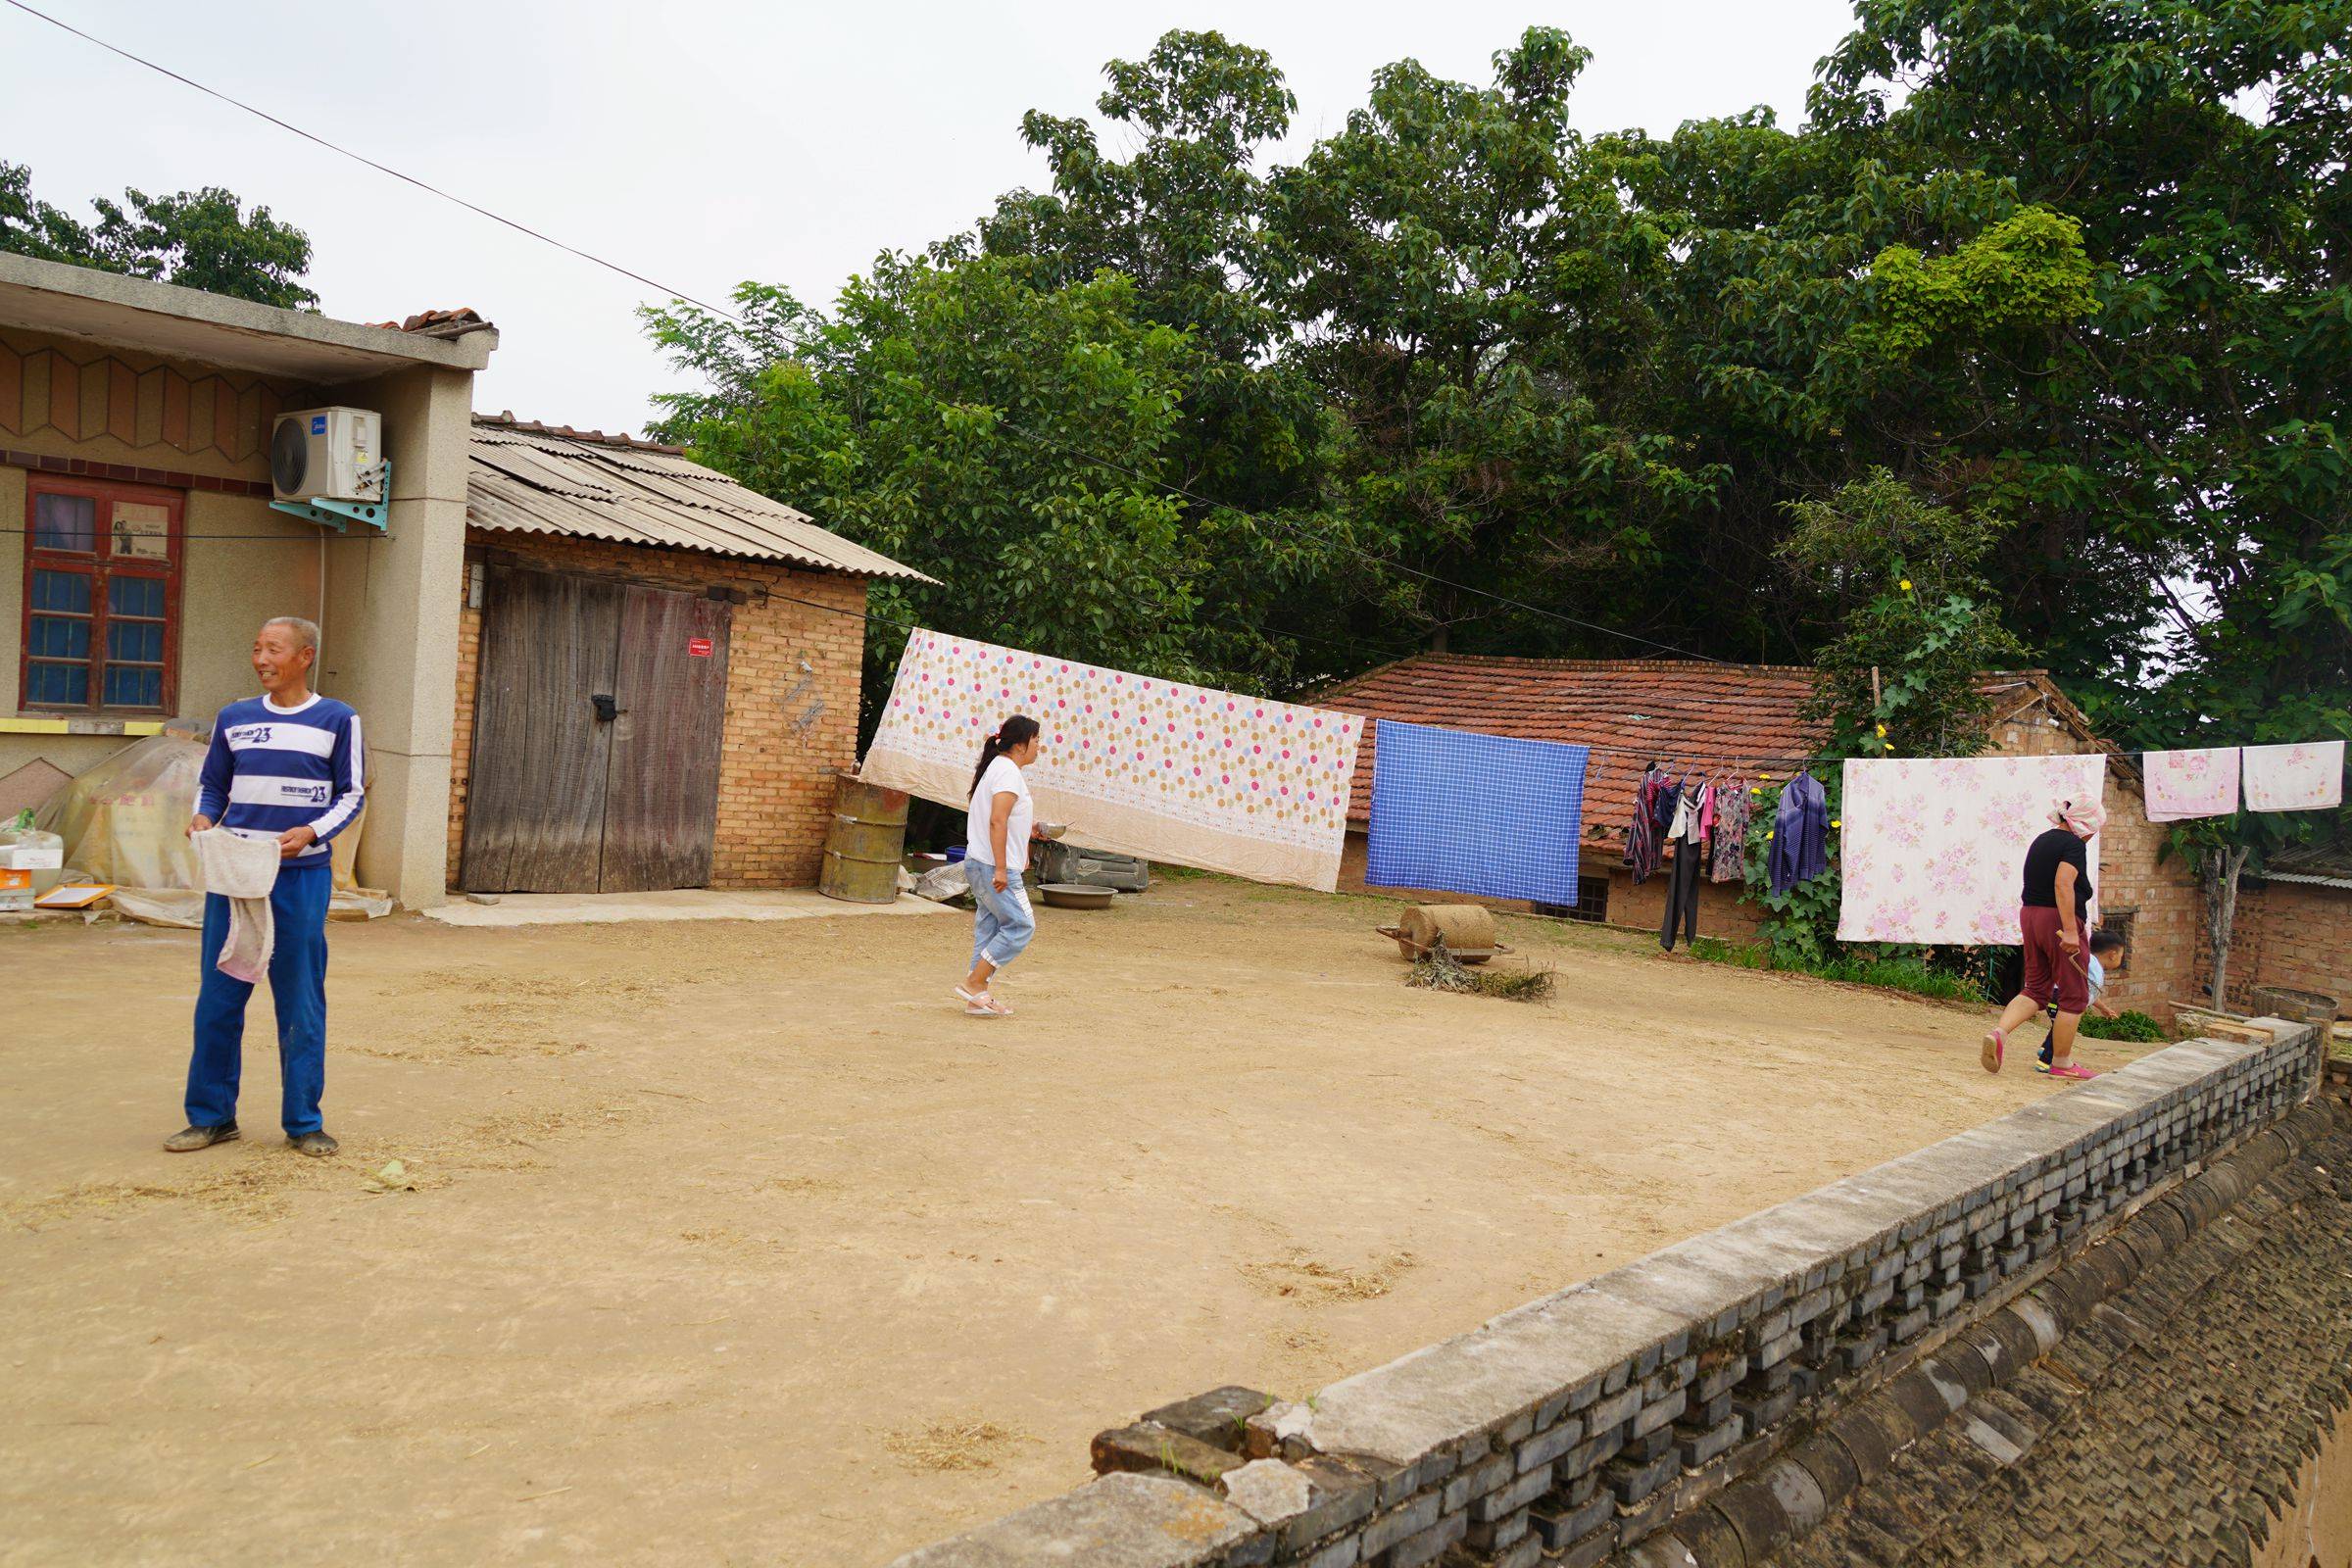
[{"left": 193, "top": 827, "right": 281, "bottom": 983}]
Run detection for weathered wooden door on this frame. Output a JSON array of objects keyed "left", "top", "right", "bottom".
[
  {"left": 460, "top": 564, "right": 732, "bottom": 893},
  {"left": 601, "top": 584, "right": 731, "bottom": 890}
]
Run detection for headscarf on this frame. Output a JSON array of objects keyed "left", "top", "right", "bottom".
[{"left": 2049, "top": 797, "right": 2106, "bottom": 836}]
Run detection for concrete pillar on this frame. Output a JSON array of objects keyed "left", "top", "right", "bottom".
[{"left": 317, "top": 364, "right": 471, "bottom": 908}]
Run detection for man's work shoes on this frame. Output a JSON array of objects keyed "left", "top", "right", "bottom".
[
  {"left": 163, "top": 1122, "right": 240, "bottom": 1153},
  {"left": 288, "top": 1131, "right": 339, "bottom": 1158}
]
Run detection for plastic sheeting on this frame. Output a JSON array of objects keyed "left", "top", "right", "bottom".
[{"left": 34, "top": 733, "right": 390, "bottom": 924}]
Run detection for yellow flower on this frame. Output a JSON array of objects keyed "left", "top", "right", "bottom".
[
  {"left": 1899, "top": 578, "right": 1913, "bottom": 592},
  {"left": 1875, "top": 723, "right": 1887, "bottom": 737},
  {"left": 1831, "top": 818, "right": 1842, "bottom": 828}
]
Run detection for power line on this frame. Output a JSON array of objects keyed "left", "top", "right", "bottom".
[
  {"left": 5, "top": 0, "right": 1729, "bottom": 669},
  {"left": 0, "top": 0, "right": 743, "bottom": 322}
]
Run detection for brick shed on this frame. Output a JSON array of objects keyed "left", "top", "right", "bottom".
[
  {"left": 2216, "top": 843, "right": 2352, "bottom": 1019},
  {"left": 1315, "top": 656, "right": 2210, "bottom": 1023},
  {"left": 449, "top": 415, "right": 931, "bottom": 894}
]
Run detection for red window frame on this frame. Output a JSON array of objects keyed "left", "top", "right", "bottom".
[{"left": 20, "top": 475, "right": 184, "bottom": 716}]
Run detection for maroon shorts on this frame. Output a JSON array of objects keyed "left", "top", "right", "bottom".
[{"left": 2019, "top": 906, "right": 2089, "bottom": 1013}]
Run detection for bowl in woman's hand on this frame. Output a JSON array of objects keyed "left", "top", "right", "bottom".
[{"left": 1035, "top": 821, "right": 1070, "bottom": 841}]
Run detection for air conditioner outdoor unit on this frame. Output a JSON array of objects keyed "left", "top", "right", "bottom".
[{"left": 270, "top": 407, "right": 382, "bottom": 503}]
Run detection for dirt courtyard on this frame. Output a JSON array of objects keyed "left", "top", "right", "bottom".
[{"left": 1, "top": 877, "right": 2147, "bottom": 1566}]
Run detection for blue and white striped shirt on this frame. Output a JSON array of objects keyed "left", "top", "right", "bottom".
[{"left": 196, "top": 693, "right": 366, "bottom": 871}]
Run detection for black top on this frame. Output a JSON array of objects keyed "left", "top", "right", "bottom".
[{"left": 2021, "top": 826, "right": 2091, "bottom": 920}]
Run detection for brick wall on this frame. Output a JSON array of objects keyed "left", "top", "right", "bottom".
[
  {"left": 448, "top": 527, "right": 869, "bottom": 890},
  {"left": 891, "top": 1021, "right": 2323, "bottom": 1568},
  {"left": 2215, "top": 878, "right": 2352, "bottom": 1018}
]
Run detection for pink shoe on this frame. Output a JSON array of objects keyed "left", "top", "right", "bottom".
[
  {"left": 1981, "top": 1029, "right": 2005, "bottom": 1074},
  {"left": 2046, "top": 1062, "right": 2098, "bottom": 1082}
]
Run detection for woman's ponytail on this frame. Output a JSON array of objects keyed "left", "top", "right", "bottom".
[{"left": 970, "top": 714, "right": 1042, "bottom": 800}]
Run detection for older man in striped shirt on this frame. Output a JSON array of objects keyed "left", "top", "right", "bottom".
[{"left": 166, "top": 616, "right": 364, "bottom": 1157}]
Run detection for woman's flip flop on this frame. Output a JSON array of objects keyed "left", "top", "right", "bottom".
[{"left": 1981, "top": 1028, "right": 2005, "bottom": 1074}]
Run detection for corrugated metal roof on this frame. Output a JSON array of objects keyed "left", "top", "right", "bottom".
[
  {"left": 2250, "top": 842, "right": 2352, "bottom": 890},
  {"left": 466, "top": 416, "right": 934, "bottom": 583}
]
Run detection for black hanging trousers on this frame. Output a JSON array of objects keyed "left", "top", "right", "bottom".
[{"left": 1659, "top": 841, "right": 1702, "bottom": 951}]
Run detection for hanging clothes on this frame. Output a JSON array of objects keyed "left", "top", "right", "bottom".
[
  {"left": 2143, "top": 747, "right": 2240, "bottom": 822},
  {"left": 861, "top": 629, "right": 1364, "bottom": 892},
  {"left": 2242, "top": 741, "right": 2345, "bottom": 812},
  {"left": 1836, "top": 755, "right": 2105, "bottom": 944},
  {"left": 1624, "top": 768, "right": 1667, "bottom": 883},
  {"left": 1660, "top": 832, "right": 1703, "bottom": 951},
  {"left": 1660, "top": 784, "right": 1708, "bottom": 951},
  {"left": 1708, "top": 780, "right": 1752, "bottom": 883},
  {"left": 1365, "top": 720, "right": 1589, "bottom": 906},
  {"left": 1767, "top": 770, "right": 1831, "bottom": 896}
]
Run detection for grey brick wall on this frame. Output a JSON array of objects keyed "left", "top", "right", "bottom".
[{"left": 888, "top": 1021, "right": 2321, "bottom": 1568}]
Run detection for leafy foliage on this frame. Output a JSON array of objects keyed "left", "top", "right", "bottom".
[
  {"left": 1686, "top": 934, "right": 1983, "bottom": 1003},
  {"left": 2, "top": 162, "right": 317, "bottom": 309},
  {"left": 1780, "top": 469, "right": 2028, "bottom": 758},
  {"left": 2079, "top": 1008, "right": 2168, "bottom": 1043}
]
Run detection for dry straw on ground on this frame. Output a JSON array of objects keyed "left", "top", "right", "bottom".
[
  {"left": 1404, "top": 941, "right": 1555, "bottom": 1004},
  {"left": 881, "top": 1419, "right": 1033, "bottom": 1472}
]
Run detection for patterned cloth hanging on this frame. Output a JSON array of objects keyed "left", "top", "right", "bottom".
[
  {"left": 1624, "top": 769, "right": 1668, "bottom": 884},
  {"left": 2142, "top": 747, "right": 2241, "bottom": 822},
  {"left": 1364, "top": 720, "right": 1589, "bottom": 906},
  {"left": 860, "top": 629, "right": 1364, "bottom": 892},
  {"left": 1838, "top": 755, "right": 2105, "bottom": 945},
  {"left": 1708, "top": 778, "right": 1752, "bottom": 883},
  {"left": 2241, "top": 741, "right": 2345, "bottom": 812}
]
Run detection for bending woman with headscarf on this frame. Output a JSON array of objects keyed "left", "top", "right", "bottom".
[
  {"left": 1981, "top": 797, "right": 2105, "bottom": 1081},
  {"left": 953, "top": 715, "right": 1041, "bottom": 1019}
]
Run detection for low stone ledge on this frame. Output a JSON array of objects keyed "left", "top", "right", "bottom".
[{"left": 883, "top": 1025, "right": 2319, "bottom": 1568}]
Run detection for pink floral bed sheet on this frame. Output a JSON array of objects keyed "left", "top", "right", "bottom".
[
  {"left": 1838, "top": 755, "right": 2106, "bottom": 946},
  {"left": 860, "top": 629, "right": 1364, "bottom": 892},
  {"left": 2142, "top": 747, "right": 2240, "bottom": 822}
]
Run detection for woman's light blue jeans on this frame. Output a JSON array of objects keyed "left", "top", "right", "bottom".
[{"left": 965, "top": 858, "right": 1037, "bottom": 971}]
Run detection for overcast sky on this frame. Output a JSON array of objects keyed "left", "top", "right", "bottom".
[{"left": 5, "top": 0, "right": 1858, "bottom": 436}]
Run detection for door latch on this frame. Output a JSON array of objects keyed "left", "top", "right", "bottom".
[{"left": 591, "top": 693, "right": 621, "bottom": 722}]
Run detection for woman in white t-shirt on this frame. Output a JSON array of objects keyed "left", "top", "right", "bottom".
[{"left": 954, "top": 715, "right": 1041, "bottom": 1018}]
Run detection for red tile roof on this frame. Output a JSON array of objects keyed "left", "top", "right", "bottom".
[
  {"left": 1313, "top": 655, "right": 1831, "bottom": 839},
  {"left": 473, "top": 410, "right": 684, "bottom": 454},
  {"left": 370, "top": 307, "right": 496, "bottom": 339}
]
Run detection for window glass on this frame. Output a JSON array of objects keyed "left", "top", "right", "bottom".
[
  {"left": 26, "top": 662, "right": 90, "bottom": 705},
  {"left": 109, "top": 575, "right": 167, "bottom": 618},
  {"left": 31, "top": 617, "right": 91, "bottom": 659},
  {"left": 32, "top": 568, "right": 92, "bottom": 614},
  {"left": 32, "top": 493, "right": 96, "bottom": 552},
  {"left": 23, "top": 485, "right": 179, "bottom": 712},
  {"left": 107, "top": 619, "right": 165, "bottom": 663},
  {"left": 103, "top": 666, "right": 164, "bottom": 708}
]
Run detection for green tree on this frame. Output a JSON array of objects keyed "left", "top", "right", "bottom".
[
  {"left": 970, "top": 32, "right": 1362, "bottom": 685},
  {"left": 1257, "top": 28, "right": 1717, "bottom": 654},
  {"left": 1, "top": 161, "right": 318, "bottom": 308},
  {"left": 644, "top": 259, "right": 1341, "bottom": 728},
  {"left": 1780, "top": 468, "right": 2028, "bottom": 759}
]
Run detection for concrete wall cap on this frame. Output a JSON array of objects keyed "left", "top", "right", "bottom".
[{"left": 883, "top": 1472, "right": 1255, "bottom": 1568}]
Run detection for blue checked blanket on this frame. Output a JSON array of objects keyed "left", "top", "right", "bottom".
[{"left": 1365, "top": 719, "right": 1588, "bottom": 906}]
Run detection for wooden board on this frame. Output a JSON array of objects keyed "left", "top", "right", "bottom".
[
  {"left": 460, "top": 565, "right": 624, "bottom": 892},
  {"left": 599, "top": 585, "right": 730, "bottom": 892}
]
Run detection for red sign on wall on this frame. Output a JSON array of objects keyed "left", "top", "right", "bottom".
[{"left": 688, "top": 637, "right": 714, "bottom": 658}]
